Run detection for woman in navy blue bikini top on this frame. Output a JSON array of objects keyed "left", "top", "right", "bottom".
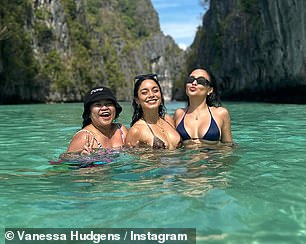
[{"left": 174, "top": 68, "right": 232, "bottom": 144}]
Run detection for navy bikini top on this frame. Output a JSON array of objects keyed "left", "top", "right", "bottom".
[{"left": 176, "top": 107, "right": 220, "bottom": 141}]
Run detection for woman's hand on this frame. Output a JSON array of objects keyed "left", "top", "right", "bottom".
[{"left": 81, "top": 134, "right": 95, "bottom": 155}]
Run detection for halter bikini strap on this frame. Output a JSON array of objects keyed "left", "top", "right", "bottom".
[{"left": 116, "top": 123, "right": 125, "bottom": 143}]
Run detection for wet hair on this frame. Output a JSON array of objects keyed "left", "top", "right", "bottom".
[
  {"left": 131, "top": 74, "right": 166, "bottom": 127},
  {"left": 186, "top": 68, "right": 221, "bottom": 107}
]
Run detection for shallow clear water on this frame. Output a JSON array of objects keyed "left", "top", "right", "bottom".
[{"left": 1, "top": 102, "right": 305, "bottom": 243}]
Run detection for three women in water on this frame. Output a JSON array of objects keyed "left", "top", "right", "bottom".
[{"left": 66, "top": 68, "right": 232, "bottom": 154}]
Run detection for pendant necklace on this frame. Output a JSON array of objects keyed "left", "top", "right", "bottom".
[{"left": 157, "top": 120, "right": 165, "bottom": 133}]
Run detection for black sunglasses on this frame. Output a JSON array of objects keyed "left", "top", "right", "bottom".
[
  {"left": 186, "top": 76, "right": 211, "bottom": 87},
  {"left": 134, "top": 73, "right": 158, "bottom": 84}
]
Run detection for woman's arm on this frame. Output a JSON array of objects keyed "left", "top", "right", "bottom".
[
  {"left": 66, "top": 131, "right": 95, "bottom": 154},
  {"left": 164, "top": 114, "right": 176, "bottom": 127},
  {"left": 125, "top": 126, "right": 141, "bottom": 147},
  {"left": 220, "top": 107, "right": 232, "bottom": 143},
  {"left": 173, "top": 108, "right": 185, "bottom": 127}
]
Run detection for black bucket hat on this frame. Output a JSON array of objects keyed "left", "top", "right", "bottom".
[{"left": 82, "top": 87, "right": 122, "bottom": 127}]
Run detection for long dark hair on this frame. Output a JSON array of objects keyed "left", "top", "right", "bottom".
[
  {"left": 131, "top": 74, "right": 166, "bottom": 127},
  {"left": 186, "top": 68, "right": 221, "bottom": 107}
]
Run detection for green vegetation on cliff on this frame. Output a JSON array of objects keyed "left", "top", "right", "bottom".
[
  {"left": 0, "top": 0, "right": 183, "bottom": 104},
  {"left": 0, "top": 1, "right": 38, "bottom": 103},
  {"left": 186, "top": 0, "right": 260, "bottom": 75}
]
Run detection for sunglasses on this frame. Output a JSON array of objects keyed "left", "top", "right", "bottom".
[
  {"left": 134, "top": 73, "right": 158, "bottom": 84},
  {"left": 186, "top": 76, "right": 211, "bottom": 87}
]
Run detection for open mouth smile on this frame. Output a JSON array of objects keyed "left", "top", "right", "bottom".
[
  {"left": 99, "top": 111, "right": 111, "bottom": 118},
  {"left": 146, "top": 98, "right": 159, "bottom": 104}
]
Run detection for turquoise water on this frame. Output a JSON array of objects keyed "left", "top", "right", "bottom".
[{"left": 1, "top": 102, "right": 305, "bottom": 243}]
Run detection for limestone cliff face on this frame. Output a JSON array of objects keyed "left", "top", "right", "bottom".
[
  {"left": 0, "top": 0, "right": 184, "bottom": 104},
  {"left": 188, "top": 0, "right": 306, "bottom": 103}
]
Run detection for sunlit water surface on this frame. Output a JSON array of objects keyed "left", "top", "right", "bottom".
[{"left": 0, "top": 102, "right": 305, "bottom": 243}]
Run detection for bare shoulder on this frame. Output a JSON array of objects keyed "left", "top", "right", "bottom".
[
  {"left": 127, "top": 124, "right": 141, "bottom": 135},
  {"left": 164, "top": 114, "right": 175, "bottom": 125},
  {"left": 174, "top": 108, "right": 185, "bottom": 117},
  {"left": 173, "top": 107, "right": 186, "bottom": 122},
  {"left": 212, "top": 106, "right": 230, "bottom": 117},
  {"left": 125, "top": 121, "right": 149, "bottom": 146},
  {"left": 126, "top": 121, "right": 146, "bottom": 138},
  {"left": 67, "top": 130, "right": 90, "bottom": 153},
  {"left": 72, "top": 130, "right": 90, "bottom": 141}
]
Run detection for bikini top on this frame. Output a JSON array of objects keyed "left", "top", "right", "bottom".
[
  {"left": 143, "top": 119, "right": 175, "bottom": 149},
  {"left": 176, "top": 107, "right": 221, "bottom": 141},
  {"left": 76, "top": 123, "right": 125, "bottom": 148}
]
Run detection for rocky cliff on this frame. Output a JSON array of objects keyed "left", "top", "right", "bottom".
[
  {"left": 0, "top": 0, "right": 185, "bottom": 104},
  {"left": 187, "top": 0, "right": 306, "bottom": 103}
]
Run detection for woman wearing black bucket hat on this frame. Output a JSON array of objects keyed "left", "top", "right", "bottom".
[{"left": 66, "top": 87, "right": 128, "bottom": 154}]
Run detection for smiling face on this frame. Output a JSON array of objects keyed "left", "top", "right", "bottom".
[
  {"left": 89, "top": 99, "right": 116, "bottom": 126},
  {"left": 136, "top": 79, "right": 162, "bottom": 111}
]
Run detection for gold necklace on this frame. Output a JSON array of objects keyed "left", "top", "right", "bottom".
[
  {"left": 187, "top": 107, "right": 200, "bottom": 120},
  {"left": 156, "top": 119, "right": 165, "bottom": 133},
  {"left": 143, "top": 118, "right": 165, "bottom": 133},
  {"left": 193, "top": 110, "right": 202, "bottom": 120}
]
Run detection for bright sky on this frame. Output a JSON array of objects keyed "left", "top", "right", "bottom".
[{"left": 151, "top": 0, "right": 208, "bottom": 50}]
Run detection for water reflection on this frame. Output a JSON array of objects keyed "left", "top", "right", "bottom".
[{"left": 45, "top": 145, "right": 239, "bottom": 199}]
